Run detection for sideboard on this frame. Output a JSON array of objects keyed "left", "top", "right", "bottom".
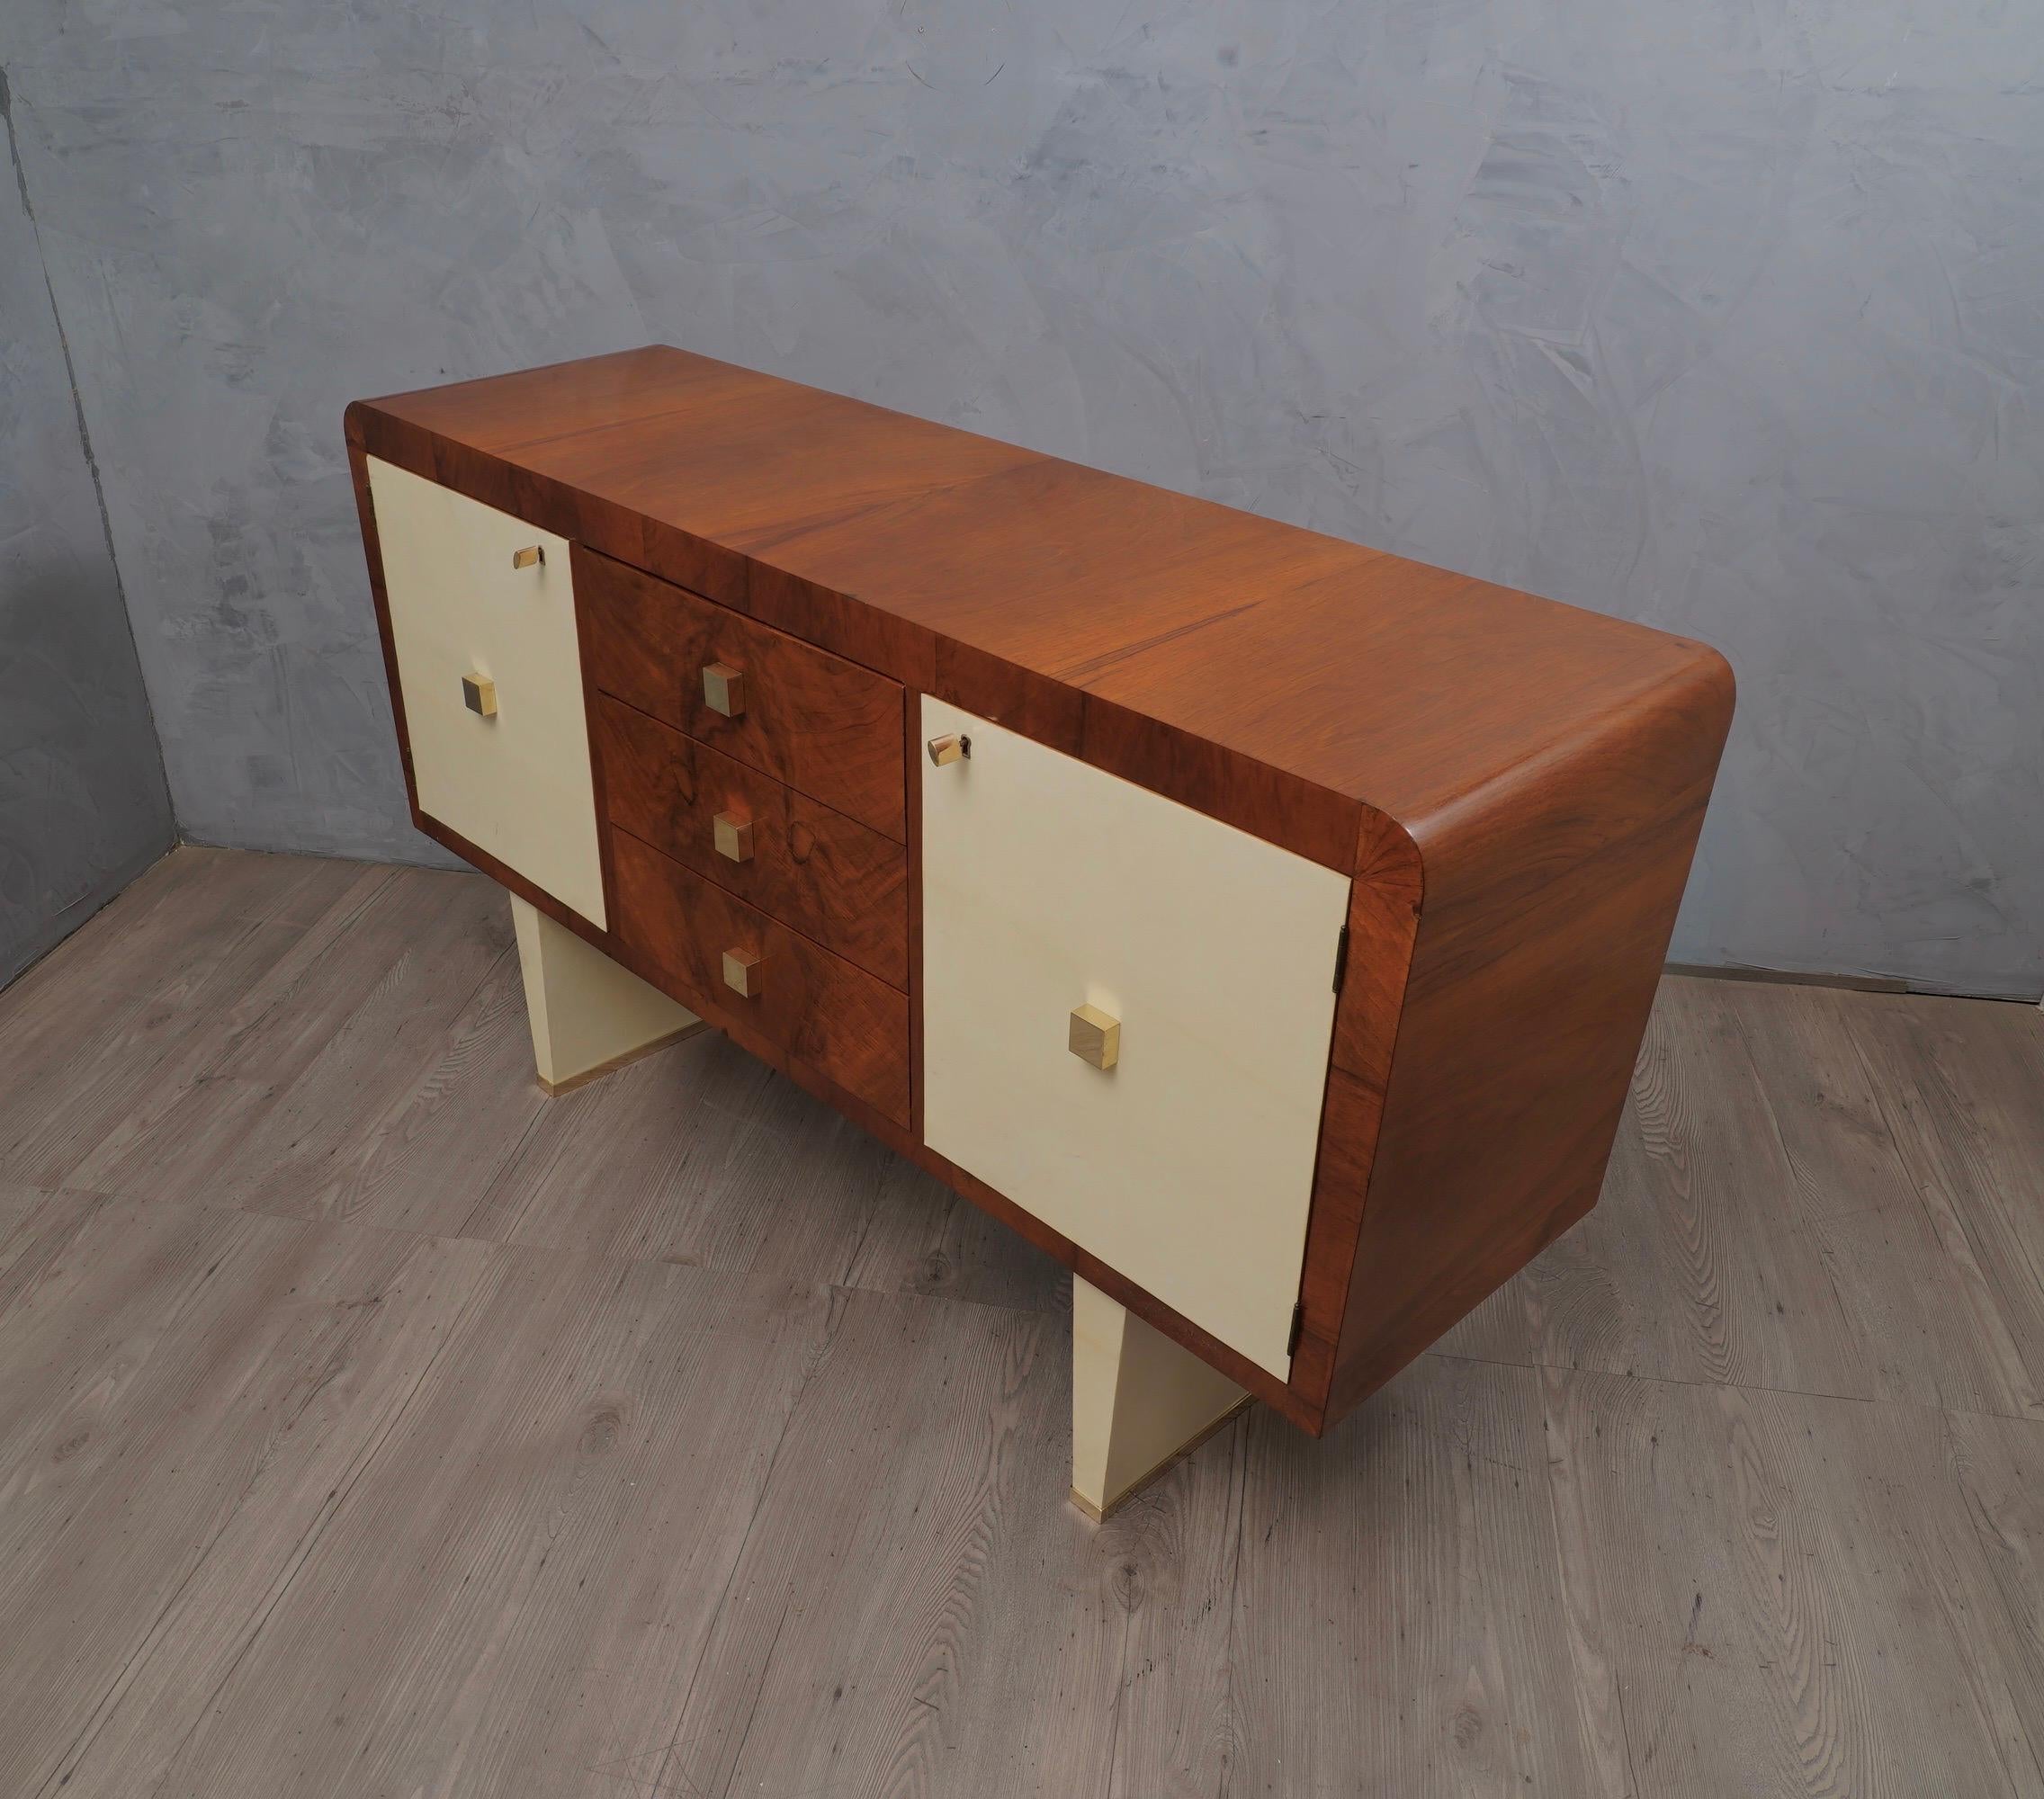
[{"left": 346, "top": 346, "right": 1733, "bottom": 1518}]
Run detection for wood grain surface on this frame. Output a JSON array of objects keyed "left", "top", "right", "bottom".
[
  {"left": 594, "top": 692, "right": 909, "bottom": 989},
  {"left": 610, "top": 827, "right": 911, "bottom": 1126},
  {"left": 1322, "top": 655, "right": 1733, "bottom": 1422},
  {"left": 577, "top": 541, "right": 907, "bottom": 841},
  {"left": 4, "top": 847, "right": 2041, "bottom": 1797},
  {"left": 349, "top": 346, "right": 1729, "bottom": 873}
]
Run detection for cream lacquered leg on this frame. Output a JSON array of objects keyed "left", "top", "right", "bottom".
[
  {"left": 509, "top": 894, "right": 704, "bottom": 1095},
  {"left": 1070, "top": 1275, "right": 1250, "bottom": 1521}
]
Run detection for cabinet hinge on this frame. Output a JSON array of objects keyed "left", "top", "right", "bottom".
[
  {"left": 1331, "top": 925, "right": 1350, "bottom": 993},
  {"left": 1286, "top": 1302, "right": 1305, "bottom": 1356}
]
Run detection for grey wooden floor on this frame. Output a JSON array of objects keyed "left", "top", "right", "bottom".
[{"left": 3, "top": 848, "right": 2041, "bottom": 1797}]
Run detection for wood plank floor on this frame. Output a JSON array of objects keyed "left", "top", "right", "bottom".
[{"left": 1, "top": 846, "right": 2040, "bottom": 1796}]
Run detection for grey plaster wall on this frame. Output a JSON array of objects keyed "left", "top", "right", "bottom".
[
  {"left": 0, "top": 70, "right": 172, "bottom": 987},
  {"left": 1, "top": 4, "right": 2038, "bottom": 994}
]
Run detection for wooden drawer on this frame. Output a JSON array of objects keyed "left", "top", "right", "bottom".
[
  {"left": 595, "top": 694, "right": 908, "bottom": 989},
  {"left": 577, "top": 548, "right": 905, "bottom": 841},
  {"left": 611, "top": 828, "right": 910, "bottom": 1126},
  {"left": 919, "top": 696, "right": 1351, "bottom": 1377},
  {"left": 367, "top": 458, "right": 605, "bottom": 925}
]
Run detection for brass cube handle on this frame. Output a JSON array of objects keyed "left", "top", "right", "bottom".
[
  {"left": 462, "top": 673, "right": 498, "bottom": 718},
  {"left": 510, "top": 544, "right": 544, "bottom": 570},
  {"left": 927, "top": 732, "right": 971, "bottom": 766},
  {"left": 722, "top": 947, "right": 763, "bottom": 998},
  {"left": 1069, "top": 1003, "right": 1120, "bottom": 1070},
  {"left": 713, "top": 810, "right": 754, "bottom": 864},
  {"left": 703, "top": 662, "right": 746, "bottom": 718}
]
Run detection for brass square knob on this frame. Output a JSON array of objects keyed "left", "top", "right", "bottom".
[
  {"left": 713, "top": 810, "right": 753, "bottom": 864},
  {"left": 702, "top": 662, "right": 745, "bottom": 718},
  {"left": 462, "top": 674, "right": 498, "bottom": 718},
  {"left": 722, "top": 947, "right": 763, "bottom": 998},
  {"left": 1069, "top": 1003, "right": 1120, "bottom": 1070},
  {"left": 510, "top": 544, "right": 543, "bottom": 570}
]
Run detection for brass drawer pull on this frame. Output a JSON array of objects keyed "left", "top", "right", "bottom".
[
  {"left": 462, "top": 674, "right": 498, "bottom": 718},
  {"left": 703, "top": 662, "right": 745, "bottom": 718},
  {"left": 1069, "top": 1004, "right": 1119, "bottom": 1070},
  {"left": 927, "top": 732, "right": 970, "bottom": 766},
  {"left": 713, "top": 810, "right": 753, "bottom": 864},
  {"left": 722, "top": 948, "right": 763, "bottom": 998},
  {"left": 510, "top": 544, "right": 543, "bottom": 570}
]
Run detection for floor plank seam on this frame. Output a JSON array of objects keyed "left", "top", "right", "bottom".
[
  {"left": 643, "top": 1288, "right": 853, "bottom": 1799},
  {"left": 327, "top": 936, "right": 532, "bottom": 1228},
  {"left": 29, "top": 1249, "right": 426, "bottom": 1797},
  {"left": 1830, "top": 1017, "right": 2044, "bottom": 1410},
  {"left": 1214, "top": 1409, "right": 1253, "bottom": 1799},
  {"left": 97, "top": 1240, "right": 504, "bottom": 1799},
  {"left": 88, "top": 1189, "right": 1067, "bottom": 1323},
  {"left": 229, "top": 1192, "right": 474, "bottom": 1247},
  {"left": 1424, "top": 1346, "right": 2044, "bottom": 1427},
  {"left": 16, "top": 903, "right": 284, "bottom": 1192},
  {"left": 191, "top": 863, "right": 407, "bottom": 1086},
  {"left": 823, "top": 1274, "right": 1065, "bottom": 1320},
  {"left": 829, "top": 1159, "right": 891, "bottom": 1295},
  {"left": 0, "top": 1187, "right": 116, "bottom": 1331},
  {"left": 700, "top": 1595, "right": 798, "bottom": 1799},
  {"left": 449, "top": 1132, "right": 557, "bottom": 1249},
  {"left": 1927, "top": 1413, "right": 2044, "bottom": 1798}
]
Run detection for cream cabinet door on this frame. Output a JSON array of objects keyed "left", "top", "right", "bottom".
[
  {"left": 919, "top": 697, "right": 1350, "bottom": 1378},
  {"left": 368, "top": 457, "right": 605, "bottom": 926}
]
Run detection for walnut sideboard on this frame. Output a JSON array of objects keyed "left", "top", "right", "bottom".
[{"left": 345, "top": 346, "right": 1733, "bottom": 1518}]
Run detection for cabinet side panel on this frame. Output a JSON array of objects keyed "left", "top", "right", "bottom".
[
  {"left": 346, "top": 431, "right": 417, "bottom": 816},
  {"left": 1326, "top": 654, "right": 1735, "bottom": 1425},
  {"left": 1288, "top": 809, "right": 1424, "bottom": 1418}
]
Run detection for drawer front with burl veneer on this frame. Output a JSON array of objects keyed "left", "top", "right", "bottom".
[
  {"left": 594, "top": 694, "right": 909, "bottom": 990},
  {"left": 577, "top": 547, "right": 906, "bottom": 842},
  {"left": 609, "top": 829, "right": 911, "bottom": 1127}
]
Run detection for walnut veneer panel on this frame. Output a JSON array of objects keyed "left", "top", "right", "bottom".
[
  {"left": 577, "top": 545, "right": 906, "bottom": 841},
  {"left": 348, "top": 346, "right": 1722, "bottom": 866},
  {"left": 594, "top": 694, "right": 908, "bottom": 989},
  {"left": 610, "top": 829, "right": 910, "bottom": 1128}
]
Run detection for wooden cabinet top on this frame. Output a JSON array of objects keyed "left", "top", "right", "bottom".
[{"left": 347, "top": 344, "right": 1732, "bottom": 878}]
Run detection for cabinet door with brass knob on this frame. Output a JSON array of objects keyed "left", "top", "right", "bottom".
[
  {"left": 367, "top": 457, "right": 603, "bottom": 926},
  {"left": 919, "top": 696, "right": 1350, "bottom": 1379}
]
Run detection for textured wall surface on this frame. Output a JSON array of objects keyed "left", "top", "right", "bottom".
[
  {"left": 1, "top": 4, "right": 2038, "bottom": 993},
  {"left": 0, "top": 70, "right": 172, "bottom": 986}
]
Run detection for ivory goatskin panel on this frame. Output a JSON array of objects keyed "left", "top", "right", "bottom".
[
  {"left": 510, "top": 894, "right": 701, "bottom": 1093},
  {"left": 367, "top": 456, "right": 605, "bottom": 926},
  {"left": 920, "top": 696, "right": 1351, "bottom": 1378},
  {"left": 1071, "top": 1276, "right": 1248, "bottom": 1518}
]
